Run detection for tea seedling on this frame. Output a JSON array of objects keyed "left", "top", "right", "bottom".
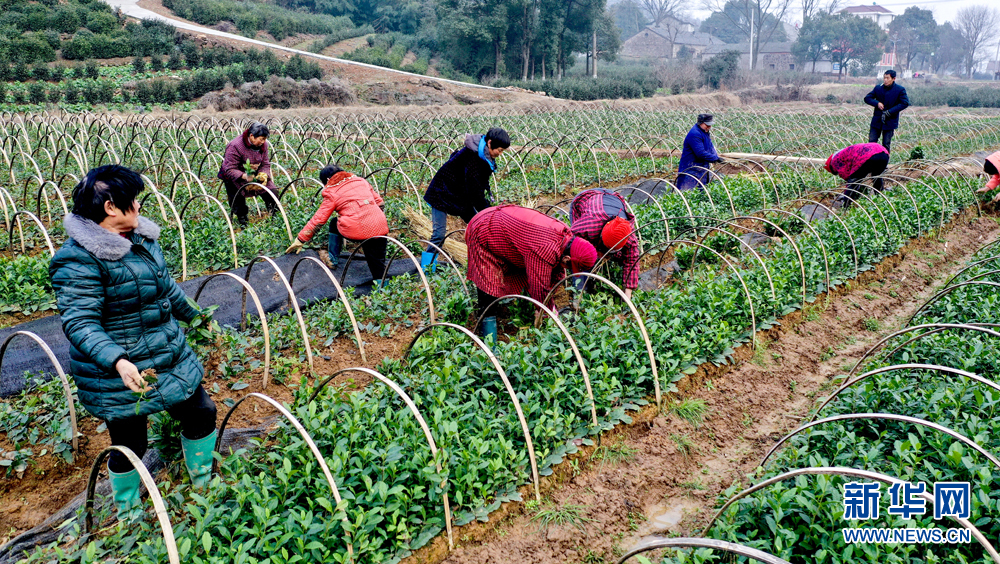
[
  {"left": 863, "top": 317, "right": 880, "bottom": 331},
  {"left": 863, "top": 293, "right": 876, "bottom": 300}
]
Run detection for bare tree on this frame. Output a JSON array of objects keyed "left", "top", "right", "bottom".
[
  {"left": 639, "top": 0, "right": 685, "bottom": 27},
  {"left": 954, "top": 5, "right": 1000, "bottom": 78},
  {"left": 801, "top": 0, "right": 841, "bottom": 23},
  {"left": 703, "top": 0, "right": 795, "bottom": 69}
]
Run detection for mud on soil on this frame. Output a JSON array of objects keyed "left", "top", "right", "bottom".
[{"left": 405, "top": 213, "right": 999, "bottom": 564}]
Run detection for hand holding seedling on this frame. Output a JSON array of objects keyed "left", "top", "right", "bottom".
[{"left": 117, "top": 358, "right": 151, "bottom": 393}]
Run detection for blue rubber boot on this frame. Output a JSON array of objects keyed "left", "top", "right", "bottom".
[
  {"left": 371, "top": 279, "right": 383, "bottom": 291},
  {"left": 482, "top": 316, "right": 498, "bottom": 346},
  {"left": 108, "top": 465, "right": 143, "bottom": 522},
  {"left": 327, "top": 232, "right": 341, "bottom": 268},
  {"left": 181, "top": 429, "right": 217, "bottom": 490},
  {"left": 420, "top": 251, "right": 438, "bottom": 274}
]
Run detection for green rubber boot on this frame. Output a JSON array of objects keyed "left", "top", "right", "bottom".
[
  {"left": 482, "top": 316, "right": 498, "bottom": 346},
  {"left": 108, "top": 466, "right": 143, "bottom": 522},
  {"left": 181, "top": 429, "right": 217, "bottom": 489}
]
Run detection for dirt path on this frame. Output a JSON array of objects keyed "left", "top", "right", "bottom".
[{"left": 415, "top": 213, "right": 999, "bottom": 564}]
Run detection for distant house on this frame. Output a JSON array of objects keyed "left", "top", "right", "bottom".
[
  {"left": 702, "top": 41, "right": 834, "bottom": 73},
  {"left": 621, "top": 20, "right": 725, "bottom": 60},
  {"left": 840, "top": 3, "right": 895, "bottom": 30}
]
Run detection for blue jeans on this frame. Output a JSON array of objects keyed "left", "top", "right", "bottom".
[
  {"left": 868, "top": 126, "right": 895, "bottom": 153},
  {"left": 426, "top": 207, "right": 448, "bottom": 252}
]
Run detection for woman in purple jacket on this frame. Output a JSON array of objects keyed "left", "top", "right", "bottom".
[
  {"left": 218, "top": 122, "right": 279, "bottom": 227},
  {"left": 824, "top": 143, "right": 889, "bottom": 208}
]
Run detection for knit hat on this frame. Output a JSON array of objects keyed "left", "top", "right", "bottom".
[
  {"left": 569, "top": 237, "right": 598, "bottom": 273},
  {"left": 601, "top": 217, "right": 632, "bottom": 251}
]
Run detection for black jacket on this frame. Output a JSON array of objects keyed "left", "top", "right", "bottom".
[
  {"left": 864, "top": 82, "right": 909, "bottom": 131},
  {"left": 423, "top": 134, "right": 495, "bottom": 222}
]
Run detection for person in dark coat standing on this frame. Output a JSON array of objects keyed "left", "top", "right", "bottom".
[
  {"left": 218, "top": 122, "right": 279, "bottom": 227},
  {"left": 49, "top": 165, "right": 218, "bottom": 522},
  {"left": 824, "top": 142, "right": 890, "bottom": 208},
  {"left": 676, "top": 114, "right": 723, "bottom": 191},
  {"left": 864, "top": 70, "right": 909, "bottom": 153},
  {"left": 465, "top": 205, "right": 597, "bottom": 343},
  {"left": 421, "top": 127, "right": 510, "bottom": 271}
]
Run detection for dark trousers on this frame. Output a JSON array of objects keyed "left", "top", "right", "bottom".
[
  {"left": 868, "top": 126, "right": 895, "bottom": 153},
  {"left": 224, "top": 179, "right": 278, "bottom": 226},
  {"left": 843, "top": 153, "right": 890, "bottom": 203},
  {"left": 330, "top": 218, "right": 387, "bottom": 280},
  {"left": 477, "top": 288, "right": 497, "bottom": 318},
  {"left": 106, "top": 385, "right": 217, "bottom": 473}
]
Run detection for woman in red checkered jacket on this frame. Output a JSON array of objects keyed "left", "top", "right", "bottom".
[{"left": 465, "top": 205, "right": 597, "bottom": 343}]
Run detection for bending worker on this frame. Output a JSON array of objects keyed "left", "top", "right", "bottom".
[
  {"left": 569, "top": 188, "right": 640, "bottom": 298},
  {"left": 466, "top": 204, "right": 598, "bottom": 343},
  {"left": 824, "top": 142, "right": 890, "bottom": 208},
  {"left": 676, "top": 113, "right": 723, "bottom": 191},
  {"left": 976, "top": 151, "right": 1000, "bottom": 203},
  {"left": 50, "top": 165, "right": 218, "bottom": 522},
  {"left": 421, "top": 127, "right": 510, "bottom": 271},
  {"left": 285, "top": 164, "right": 388, "bottom": 285},
  {"left": 218, "top": 122, "right": 279, "bottom": 227}
]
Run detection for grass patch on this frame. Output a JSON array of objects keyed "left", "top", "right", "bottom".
[{"left": 669, "top": 398, "right": 708, "bottom": 428}]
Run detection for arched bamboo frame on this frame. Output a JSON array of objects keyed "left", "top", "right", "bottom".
[
  {"left": 616, "top": 537, "right": 791, "bottom": 564},
  {"left": 759, "top": 412, "right": 1000, "bottom": 472},
  {"left": 7, "top": 210, "right": 55, "bottom": 256},
  {"left": 701, "top": 466, "right": 1000, "bottom": 563},
  {"left": 906, "top": 281, "right": 1000, "bottom": 326},
  {"left": 305, "top": 366, "right": 454, "bottom": 550},
  {"left": 84, "top": 446, "right": 179, "bottom": 564},
  {"left": 402, "top": 322, "right": 541, "bottom": 501},
  {"left": 848, "top": 323, "right": 1000, "bottom": 379},
  {"left": 0, "top": 331, "right": 78, "bottom": 451},
  {"left": 243, "top": 256, "right": 314, "bottom": 371},
  {"left": 178, "top": 193, "right": 239, "bottom": 270},
  {"left": 473, "top": 294, "right": 598, "bottom": 428},
  {"left": 288, "top": 255, "right": 368, "bottom": 364},
  {"left": 193, "top": 272, "right": 271, "bottom": 387},
  {"left": 812, "top": 364, "right": 1000, "bottom": 422},
  {"left": 542, "top": 272, "right": 662, "bottom": 407},
  {"left": 341, "top": 235, "right": 436, "bottom": 324},
  {"left": 214, "top": 392, "right": 354, "bottom": 560}
]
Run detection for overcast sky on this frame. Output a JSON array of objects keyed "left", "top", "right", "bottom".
[{"left": 686, "top": 0, "right": 984, "bottom": 26}]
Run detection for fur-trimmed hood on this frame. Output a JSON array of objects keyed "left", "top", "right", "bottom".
[{"left": 63, "top": 213, "right": 161, "bottom": 261}]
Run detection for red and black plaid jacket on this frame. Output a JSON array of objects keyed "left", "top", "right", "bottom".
[
  {"left": 465, "top": 205, "right": 574, "bottom": 307},
  {"left": 570, "top": 189, "right": 640, "bottom": 290}
]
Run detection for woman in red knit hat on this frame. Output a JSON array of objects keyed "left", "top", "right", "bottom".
[
  {"left": 824, "top": 142, "right": 890, "bottom": 208},
  {"left": 465, "top": 205, "right": 597, "bottom": 343},
  {"left": 569, "top": 188, "right": 640, "bottom": 298},
  {"left": 285, "top": 164, "right": 389, "bottom": 285}
]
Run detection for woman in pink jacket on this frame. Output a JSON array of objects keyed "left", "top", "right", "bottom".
[
  {"left": 824, "top": 142, "right": 890, "bottom": 208},
  {"left": 977, "top": 151, "right": 1000, "bottom": 202},
  {"left": 285, "top": 165, "right": 389, "bottom": 283}
]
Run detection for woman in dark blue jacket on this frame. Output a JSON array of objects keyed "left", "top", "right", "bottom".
[
  {"left": 49, "top": 165, "right": 217, "bottom": 522},
  {"left": 420, "top": 127, "right": 510, "bottom": 271},
  {"left": 676, "top": 114, "right": 723, "bottom": 191},
  {"left": 864, "top": 70, "right": 909, "bottom": 152}
]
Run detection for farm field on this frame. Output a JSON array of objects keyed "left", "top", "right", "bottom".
[{"left": 0, "top": 101, "right": 999, "bottom": 564}]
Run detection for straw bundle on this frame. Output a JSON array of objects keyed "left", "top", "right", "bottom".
[{"left": 403, "top": 207, "right": 468, "bottom": 266}]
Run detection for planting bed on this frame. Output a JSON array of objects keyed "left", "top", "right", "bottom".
[{"left": 0, "top": 104, "right": 999, "bottom": 564}]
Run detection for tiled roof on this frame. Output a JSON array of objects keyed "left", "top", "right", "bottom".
[{"left": 842, "top": 4, "right": 893, "bottom": 14}]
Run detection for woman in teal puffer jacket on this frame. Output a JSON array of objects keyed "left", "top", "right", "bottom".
[{"left": 49, "top": 165, "right": 217, "bottom": 521}]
